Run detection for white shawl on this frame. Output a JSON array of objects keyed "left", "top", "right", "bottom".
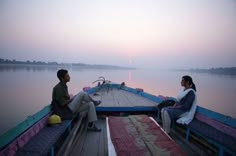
[{"left": 176, "top": 88, "right": 197, "bottom": 125}]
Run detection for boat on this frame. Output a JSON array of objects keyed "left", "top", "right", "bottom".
[{"left": 0, "top": 79, "right": 236, "bottom": 156}]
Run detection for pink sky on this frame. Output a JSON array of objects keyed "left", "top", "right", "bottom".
[{"left": 0, "top": 0, "right": 236, "bottom": 69}]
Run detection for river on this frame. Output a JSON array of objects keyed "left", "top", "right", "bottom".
[{"left": 0, "top": 65, "right": 236, "bottom": 135}]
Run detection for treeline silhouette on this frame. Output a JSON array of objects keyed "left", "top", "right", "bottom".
[
  {"left": 189, "top": 67, "right": 236, "bottom": 75},
  {"left": 0, "top": 58, "right": 134, "bottom": 70},
  {"left": 0, "top": 58, "right": 86, "bottom": 66}
]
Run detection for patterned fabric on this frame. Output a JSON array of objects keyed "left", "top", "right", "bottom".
[
  {"left": 108, "top": 115, "right": 186, "bottom": 156},
  {"left": 15, "top": 120, "right": 70, "bottom": 156}
]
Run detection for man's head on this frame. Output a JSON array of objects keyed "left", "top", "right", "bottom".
[{"left": 57, "top": 69, "right": 70, "bottom": 83}]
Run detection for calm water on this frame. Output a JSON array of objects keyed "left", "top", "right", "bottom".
[{"left": 0, "top": 65, "right": 236, "bottom": 135}]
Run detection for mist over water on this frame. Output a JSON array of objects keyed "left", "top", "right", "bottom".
[{"left": 0, "top": 65, "right": 236, "bottom": 135}]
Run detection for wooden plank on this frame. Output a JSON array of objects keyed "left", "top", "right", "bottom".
[
  {"left": 66, "top": 118, "right": 89, "bottom": 156},
  {"left": 57, "top": 117, "right": 83, "bottom": 156},
  {"left": 91, "top": 88, "right": 158, "bottom": 108},
  {"left": 70, "top": 118, "right": 108, "bottom": 156}
]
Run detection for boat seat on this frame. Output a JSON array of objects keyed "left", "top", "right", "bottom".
[
  {"left": 15, "top": 120, "right": 72, "bottom": 156},
  {"left": 188, "top": 119, "right": 236, "bottom": 152},
  {"left": 180, "top": 113, "right": 236, "bottom": 155}
]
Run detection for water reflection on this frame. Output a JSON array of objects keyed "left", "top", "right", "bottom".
[
  {"left": 128, "top": 71, "right": 132, "bottom": 81},
  {"left": 0, "top": 66, "right": 236, "bottom": 135},
  {"left": 0, "top": 65, "right": 60, "bottom": 72}
]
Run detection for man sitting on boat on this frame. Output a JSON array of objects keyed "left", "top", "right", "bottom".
[
  {"left": 161, "top": 75, "right": 197, "bottom": 134},
  {"left": 52, "top": 69, "right": 102, "bottom": 131}
]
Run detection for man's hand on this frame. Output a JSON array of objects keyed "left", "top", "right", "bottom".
[
  {"left": 69, "top": 94, "right": 74, "bottom": 99},
  {"left": 64, "top": 97, "right": 74, "bottom": 106}
]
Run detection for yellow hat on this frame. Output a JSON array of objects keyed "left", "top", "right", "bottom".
[{"left": 48, "top": 114, "right": 62, "bottom": 125}]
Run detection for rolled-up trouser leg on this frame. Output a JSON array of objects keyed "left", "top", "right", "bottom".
[
  {"left": 161, "top": 109, "right": 166, "bottom": 130},
  {"left": 68, "top": 92, "right": 84, "bottom": 113},
  {"left": 163, "top": 110, "right": 171, "bottom": 133},
  {"left": 78, "top": 91, "right": 94, "bottom": 102},
  {"left": 68, "top": 91, "right": 95, "bottom": 113},
  {"left": 87, "top": 102, "right": 97, "bottom": 122},
  {"left": 76, "top": 102, "right": 90, "bottom": 118}
]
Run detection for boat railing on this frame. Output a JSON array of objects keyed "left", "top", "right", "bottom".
[
  {"left": 0, "top": 105, "right": 79, "bottom": 156},
  {"left": 172, "top": 107, "right": 236, "bottom": 156},
  {"left": 0, "top": 105, "right": 52, "bottom": 151}
]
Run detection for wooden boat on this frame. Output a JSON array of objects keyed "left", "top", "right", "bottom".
[{"left": 0, "top": 81, "right": 236, "bottom": 156}]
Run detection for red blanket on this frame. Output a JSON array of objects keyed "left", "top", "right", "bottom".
[{"left": 108, "top": 115, "right": 186, "bottom": 156}]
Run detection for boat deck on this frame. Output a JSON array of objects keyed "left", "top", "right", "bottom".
[
  {"left": 58, "top": 87, "right": 202, "bottom": 156},
  {"left": 91, "top": 87, "right": 158, "bottom": 107},
  {"left": 69, "top": 118, "right": 108, "bottom": 156}
]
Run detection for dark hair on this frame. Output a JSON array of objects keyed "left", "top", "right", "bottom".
[
  {"left": 182, "top": 75, "right": 196, "bottom": 91},
  {"left": 57, "top": 69, "right": 68, "bottom": 81}
]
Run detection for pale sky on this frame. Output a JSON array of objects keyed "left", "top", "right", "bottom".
[{"left": 0, "top": 0, "right": 236, "bottom": 69}]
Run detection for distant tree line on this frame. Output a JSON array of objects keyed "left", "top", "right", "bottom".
[
  {"left": 0, "top": 58, "right": 73, "bottom": 66},
  {"left": 0, "top": 58, "right": 135, "bottom": 70},
  {"left": 189, "top": 67, "right": 236, "bottom": 75}
]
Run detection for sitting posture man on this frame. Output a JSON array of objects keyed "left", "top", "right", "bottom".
[{"left": 52, "top": 69, "right": 101, "bottom": 131}]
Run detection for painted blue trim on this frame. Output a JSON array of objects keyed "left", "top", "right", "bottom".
[
  {"left": 0, "top": 105, "right": 52, "bottom": 150},
  {"left": 157, "top": 111, "right": 161, "bottom": 122},
  {"left": 50, "top": 146, "right": 54, "bottom": 156},
  {"left": 196, "top": 107, "right": 236, "bottom": 128},
  {"left": 219, "top": 146, "right": 224, "bottom": 156},
  {"left": 87, "top": 82, "right": 236, "bottom": 155},
  {"left": 1, "top": 82, "right": 235, "bottom": 155},
  {"left": 86, "top": 87, "right": 98, "bottom": 94},
  {"left": 187, "top": 126, "right": 236, "bottom": 156},
  {"left": 140, "top": 92, "right": 163, "bottom": 103},
  {"left": 86, "top": 83, "right": 236, "bottom": 128},
  {"left": 68, "top": 123, "right": 72, "bottom": 132},
  {"left": 118, "top": 85, "right": 163, "bottom": 104},
  {"left": 207, "top": 138, "right": 235, "bottom": 156},
  {"left": 185, "top": 128, "right": 190, "bottom": 142},
  {"left": 96, "top": 106, "right": 157, "bottom": 112},
  {"left": 86, "top": 83, "right": 121, "bottom": 94},
  {"left": 125, "top": 86, "right": 236, "bottom": 128}
]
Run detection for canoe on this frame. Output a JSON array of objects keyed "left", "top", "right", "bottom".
[{"left": 0, "top": 82, "right": 235, "bottom": 156}]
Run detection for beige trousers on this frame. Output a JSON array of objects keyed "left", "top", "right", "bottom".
[
  {"left": 161, "top": 109, "right": 171, "bottom": 133},
  {"left": 68, "top": 91, "right": 97, "bottom": 122}
]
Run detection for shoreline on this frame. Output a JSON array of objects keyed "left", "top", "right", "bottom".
[{"left": 0, "top": 63, "right": 136, "bottom": 70}]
